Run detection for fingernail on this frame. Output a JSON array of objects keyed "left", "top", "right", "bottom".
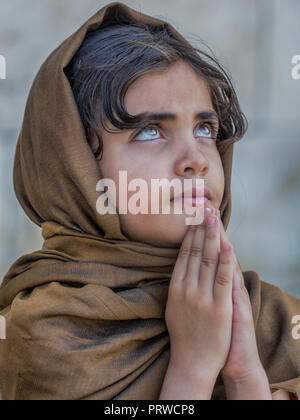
[
  {"left": 207, "top": 216, "right": 217, "bottom": 227},
  {"left": 204, "top": 207, "right": 212, "bottom": 217}
]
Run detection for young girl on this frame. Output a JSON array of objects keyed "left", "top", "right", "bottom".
[{"left": 0, "top": 2, "right": 299, "bottom": 400}]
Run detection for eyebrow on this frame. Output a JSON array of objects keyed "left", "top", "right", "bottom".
[{"left": 134, "top": 110, "right": 219, "bottom": 123}]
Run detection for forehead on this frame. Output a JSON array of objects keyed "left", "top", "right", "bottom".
[{"left": 124, "top": 60, "right": 213, "bottom": 116}]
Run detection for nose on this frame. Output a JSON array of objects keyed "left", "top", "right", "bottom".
[{"left": 174, "top": 142, "right": 209, "bottom": 178}]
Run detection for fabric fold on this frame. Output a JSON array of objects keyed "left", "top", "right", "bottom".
[{"left": 0, "top": 1, "right": 299, "bottom": 400}]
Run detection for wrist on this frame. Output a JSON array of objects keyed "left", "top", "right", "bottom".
[
  {"left": 169, "top": 357, "right": 221, "bottom": 384},
  {"left": 221, "top": 361, "right": 266, "bottom": 385},
  {"left": 222, "top": 364, "right": 272, "bottom": 400},
  {"left": 161, "top": 359, "right": 220, "bottom": 400}
]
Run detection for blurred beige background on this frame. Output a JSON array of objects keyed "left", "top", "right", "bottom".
[{"left": 0, "top": 0, "right": 299, "bottom": 297}]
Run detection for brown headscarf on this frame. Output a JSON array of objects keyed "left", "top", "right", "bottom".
[{"left": 0, "top": 2, "right": 299, "bottom": 400}]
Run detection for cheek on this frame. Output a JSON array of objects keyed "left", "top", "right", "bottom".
[
  {"left": 216, "top": 155, "right": 225, "bottom": 192},
  {"left": 100, "top": 164, "right": 147, "bottom": 214},
  {"left": 220, "top": 164, "right": 225, "bottom": 192}
]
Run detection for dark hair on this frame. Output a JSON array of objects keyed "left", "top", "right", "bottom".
[{"left": 64, "top": 23, "right": 248, "bottom": 160}]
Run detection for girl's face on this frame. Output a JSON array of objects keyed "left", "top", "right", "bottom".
[{"left": 98, "top": 60, "right": 225, "bottom": 248}]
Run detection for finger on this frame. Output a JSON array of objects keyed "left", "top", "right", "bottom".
[
  {"left": 185, "top": 207, "right": 214, "bottom": 289},
  {"left": 217, "top": 209, "right": 239, "bottom": 267},
  {"left": 212, "top": 207, "right": 221, "bottom": 253},
  {"left": 216, "top": 210, "right": 247, "bottom": 298},
  {"left": 198, "top": 213, "right": 220, "bottom": 299},
  {"left": 232, "top": 263, "right": 242, "bottom": 292},
  {"left": 216, "top": 209, "right": 222, "bottom": 254},
  {"left": 233, "top": 263, "right": 245, "bottom": 291},
  {"left": 217, "top": 210, "right": 229, "bottom": 247},
  {"left": 185, "top": 224, "right": 205, "bottom": 289},
  {"left": 214, "top": 241, "right": 234, "bottom": 303},
  {"left": 232, "top": 268, "right": 254, "bottom": 325},
  {"left": 171, "top": 224, "right": 197, "bottom": 285}
]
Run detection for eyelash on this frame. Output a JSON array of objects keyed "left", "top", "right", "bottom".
[{"left": 133, "top": 121, "right": 219, "bottom": 142}]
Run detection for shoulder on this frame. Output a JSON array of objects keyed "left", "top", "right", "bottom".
[
  {"left": 0, "top": 281, "right": 94, "bottom": 399},
  {"left": 242, "top": 270, "right": 300, "bottom": 398},
  {"left": 242, "top": 270, "right": 300, "bottom": 327}
]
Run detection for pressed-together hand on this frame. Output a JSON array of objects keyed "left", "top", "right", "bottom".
[
  {"left": 163, "top": 207, "right": 236, "bottom": 399},
  {"left": 208, "top": 208, "right": 263, "bottom": 379},
  {"left": 214, "top": 208, "right": 272, "bottom": 399},
  {"left": 162, "top": 205, "right": 273, "bottom": 400}
]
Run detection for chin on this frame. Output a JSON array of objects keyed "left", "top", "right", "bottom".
[
  {"left": 143, "top": 219, "right": 193, "bottom": 248},
  {"left": 120, "top": 212, "right": 203, "bottom": 248}
]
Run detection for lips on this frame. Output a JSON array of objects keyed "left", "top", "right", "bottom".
[
  {"left": 171, "top": 188, "right": 211, "bottom": 201},
  {"left": 171, "top": 187, "right": 212, "bottom": 203},
  {"left": 171, "top": 196, "right": 209, "bottom": 207}
]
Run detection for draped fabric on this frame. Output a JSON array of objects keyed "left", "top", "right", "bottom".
[{"left": 0, "top": 2, "right": 299, "bottom": 400}]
